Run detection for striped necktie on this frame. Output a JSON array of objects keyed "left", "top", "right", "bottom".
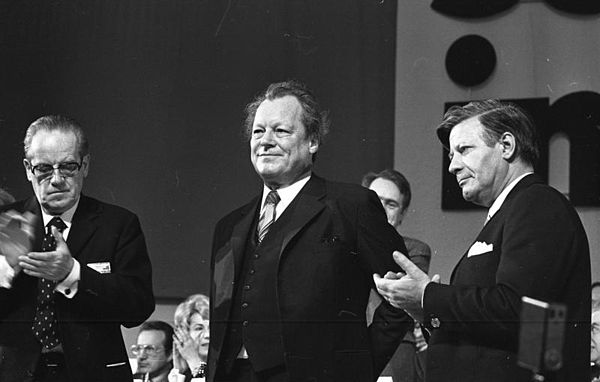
[
  {"left": 32, "top": 216, "right": 67, "bottom": 349},
  {"left": 256, "top": 190, "right": 280, "bottom": 243}
]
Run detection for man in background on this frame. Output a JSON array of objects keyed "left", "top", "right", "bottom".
[
  {"left": 133, "top": 321, "right": 174, "bottom": 382},
  {"left": 362, "top": 169, "right": 431, "bottom": 382},
  {"left": 0, "top": 115, "right": 154, "bottom": 381},
  {"left": 208, "top": 80, "right": 411, "bottom": 382},
  {"left": 375, "top": 100, "right": 590, "bottom": 382}
]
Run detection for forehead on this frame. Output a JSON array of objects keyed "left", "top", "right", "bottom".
[
  {"left": 449, "top": 117, "right": 485, "bottom": 148},
  {"left": 189, "top": 312, "right": 207, "bottom": 325},
  {"left": 369, "top": 178, "right": 402, "bottom": 201},
  {"left": 254, "top": 96, "right": 304, "bottom": 127},
  {"left": 27, "top": 130, "right": 79, "bottom": 160},
  {"left": 138, "top": 330, "right": 166, "bottom": 345}
]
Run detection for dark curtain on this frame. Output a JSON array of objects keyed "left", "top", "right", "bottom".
[{"left": 0, "top": 0, "right": 397, "bottom": 298}]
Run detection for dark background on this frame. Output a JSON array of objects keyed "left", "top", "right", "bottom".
[{"left": 0, "top": 0, "right": 397, "bottom": 298}]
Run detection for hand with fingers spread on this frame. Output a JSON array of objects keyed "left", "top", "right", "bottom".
[
  {"left": 19, "top": 225, "right": 74, "bottom": 281},
  {"left": 0, "top": 210, "right": 37, "bottom": 272},
  {"left": 374, "top": 251, "right": 441, "bottom": 322},
  {"left": 173, "top": 326, "right": 205, "bottom": 373}
]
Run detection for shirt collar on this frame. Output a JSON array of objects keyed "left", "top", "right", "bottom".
[
  {"left": 486, "top": 172, "right": 533, "bottom": 222},
  {"left": 261, "top": 174, "right": 311, "bottom": 214},
  {"left": 41, "top": 197, "right": 80, "bottom": 228}
]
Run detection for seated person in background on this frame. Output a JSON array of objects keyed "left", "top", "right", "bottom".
[
  {"left": 362, "top": 169, "right": 432, "bottom": 382},
  {"left": 132, "top": 321, "right": 174, "bottom": 382},
  {"left": 592, "top": 310, "right": 600, "bottom": 382},
  {"left": 170, "top": 294, "right": 210, "bottom": 381}
]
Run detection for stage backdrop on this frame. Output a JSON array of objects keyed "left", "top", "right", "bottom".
[{"left": 0, "top": 0, "right": 397, "bottom": 298}]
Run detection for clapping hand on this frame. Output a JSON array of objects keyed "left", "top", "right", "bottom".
[
  {"left": 19, "top": 226, "right": 74, "bottom": 281},
  {"left": 173, "top": 327, "right": 204, "bottom": 372},
  {"left": 374, "top": 251, "right": 440, "bottom": 322},
  {"left": 0, "top": 210, "right": 37, "bottom": 272}
]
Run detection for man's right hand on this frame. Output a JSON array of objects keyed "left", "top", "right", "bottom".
[{"left": 0, "top": 210, "right": 37, "bottom": 269}]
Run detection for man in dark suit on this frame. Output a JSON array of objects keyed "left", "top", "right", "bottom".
[
  {"left": 375, "top": 100, "right": 590, "bottom": 382},
  {"left": 362, "top": 169, "right": 431, "bottom": 382},
  {"left": 208, "top": 80, "right": 412, "bottom": 382},
  {"left": 0, "top": 115, "right": 154, "bottom": 381}
]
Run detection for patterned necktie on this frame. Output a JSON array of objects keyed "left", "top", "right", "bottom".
[
  {"left": 32, "top": 216, "right": 67, "bottom": 349},
  {"left": 256, "top": 190, "right": 280, "bottom": 243}
]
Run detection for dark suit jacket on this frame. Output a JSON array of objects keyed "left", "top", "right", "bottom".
[
  {"left": 422, "top": 174, "right": 590, "bottom": 382},
  {"left": 208, "top": 175, "right": 412, "bottom": 382},
  {"left": 0, "top": 195, "right": 154, "bottom": 382}
]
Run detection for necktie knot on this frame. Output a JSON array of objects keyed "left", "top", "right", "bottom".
[
  {"left": 265, "top": 190, "right": 280, "bottom": 206},
  {"left": 47, "top": 216, "right": 67, "bottom": 233},
  {"left": 257, "top": 191, "right": 280, "bottom": 243}
]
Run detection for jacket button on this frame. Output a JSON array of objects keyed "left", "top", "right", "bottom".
[
  {"left": 243, "top": 285, "right": 251, "bottom": 291},
  {"left": 241, "top": 302, "right": 249, "bottom": 309},
  {"left": 431, "top": 317, "right": 441, "bottom": 328},
  {"left": 242, "top": 320, "right": 249, "bottom": 327}
]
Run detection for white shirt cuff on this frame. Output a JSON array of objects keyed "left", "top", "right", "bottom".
[
  {"left": 55, "top": 258, "right": 80, "bottom": 298},
  {"left": 0, "top": 256, "right": 15, "bottom": 289}
]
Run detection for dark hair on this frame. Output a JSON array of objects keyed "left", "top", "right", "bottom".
[
  {"left": 24, "top": 115, "right": 89, "bottom": 159},
  {"left": 139, "top": 320, "right": 174, "bottom": 354},
  {"left": 361, "top": 169, "right": 411, "bottom": 211},
  {"left": 243, "top": 80, "right": 330, "bottom": 143},
  {"left": 592, "top": 282, "right": 600, "bottom": 291},
  {"left": 436, "top": 99, "right": 540, "bottom": 167}
]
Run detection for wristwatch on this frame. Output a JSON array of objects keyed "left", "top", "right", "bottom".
[{"left": 191, "top": 363, "right": 207, "bottom": 378}]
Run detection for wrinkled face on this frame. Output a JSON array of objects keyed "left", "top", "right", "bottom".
[
  {"left": 250, "top": 96, "right": 319, "bottom": 188},
  {"left": 448, "top": 118, "right": 506, "bottom": 207},
  {"left": 188, "top": 312, "right": 210, "bottom": 361},
  {"left": 24, "top": 130, "right": 89, "bottom": 215},
  {"left": 135, "top": 330, "right": 171, "bottom": 375},
  {"left": 368, "top": 177, "right": 406, "bottom": 230},
  {"left": 592, "top": 313, "right": 600, "bottom": 363}
]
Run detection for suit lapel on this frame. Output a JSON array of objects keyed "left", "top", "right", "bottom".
[
  {"left": 230, "top": 198, "right": 260, "bottom": 274},
  {"left": 67, "top": 195, "right": 100, "bottom": 259},
  {"left": 278, "top": 175, "right": 326, "bottom": 256}
]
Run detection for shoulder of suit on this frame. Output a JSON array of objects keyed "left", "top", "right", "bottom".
[
  {"left": 321, "top": 179, "right": 373, "bottom": 200},
  {"left": 78, "top": 194, "right": 140, "bottom": 219}
]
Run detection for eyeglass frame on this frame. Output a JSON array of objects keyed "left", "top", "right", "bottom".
[
  {"left": 24, "top": 159, "right": 84, "bottom": 180},
  {"left": 130, "top": 344, "right": 166, "bottom": 358}
]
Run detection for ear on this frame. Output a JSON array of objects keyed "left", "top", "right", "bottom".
[
  {"left": 308, "top": 136, "right": 319, "bottom": 154},
  {"left": 81, "top": 154, "right": 91, "bottom": 177},
  {"left": 23, "top": 159, "right": 33, "bottom": 182},
  {"left": 499, "top": 132, "right": 517, "bottom": 161}
]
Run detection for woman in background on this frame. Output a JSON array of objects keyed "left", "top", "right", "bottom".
[{"left": 169, "top": 294, "right": 210, "bottom": 382}]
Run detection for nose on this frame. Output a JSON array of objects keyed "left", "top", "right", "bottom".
[
  {"left": 49, "top": 169, "right": 66, "bottom": 185},
  {"left": 259, "top": 129, "right": 276, "bottom": 146},
  {"left": 448, "top": 154, "right": 461, "bottom": 175}
]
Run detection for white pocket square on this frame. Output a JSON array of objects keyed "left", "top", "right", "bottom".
[
  {"left": 87, "top": 262, "right": 111, "bottom": 274},
  {"left": 467, "top": 241, "right": 493, "bottom": 257}
]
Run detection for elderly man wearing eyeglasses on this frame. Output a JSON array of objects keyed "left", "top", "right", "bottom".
[
  {"left": 132, "top": 321, "right": 174, "bottom": 382},
  {"left": 0, "top": 115, "right": 154, "bottom": 382}
]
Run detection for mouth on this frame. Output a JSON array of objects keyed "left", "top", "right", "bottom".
[{"left": 457, "top": 176, "right": 470, "bottom": 187}]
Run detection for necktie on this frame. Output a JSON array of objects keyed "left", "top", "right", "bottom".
[
  {"left": 256, "top": 190, "right": 280, "bottom": 243},
  {"left": 32, "top": 216, "right": 67, "bottom": 349}
]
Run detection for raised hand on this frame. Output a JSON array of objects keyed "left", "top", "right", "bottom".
[
  {"left": 19, "top": 226, "right": 74, "bottom": 281},
  {"left": 374, "top": 251, "right": 439, "bottom": 322},
  {"left": 0, "top": 210, "right": 37, "bottom": 271}
]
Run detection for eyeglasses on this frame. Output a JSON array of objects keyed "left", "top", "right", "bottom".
[
  {"left": 130, "top": 344, "right": 165, "bottom": 357},
  {"left": 26, "top": 160, "right": 83, "bottom": 180}
]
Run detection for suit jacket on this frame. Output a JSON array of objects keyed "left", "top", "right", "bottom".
[
  {"left": 0, "top": 195, "right": 154, "bottom": 382},
  {"left": 422, "top": 174, "right": 590, "bottom": 382},
  {"left": 208, "top": 175, "right": 412, "bottom": 382}
]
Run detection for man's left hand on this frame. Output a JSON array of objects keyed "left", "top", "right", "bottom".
[
  {"left": 19, "top": 226, "right": 74, "bottom": 281},
  {"left": 374, "top": 251, "right": 437, "bottom": 322}
]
